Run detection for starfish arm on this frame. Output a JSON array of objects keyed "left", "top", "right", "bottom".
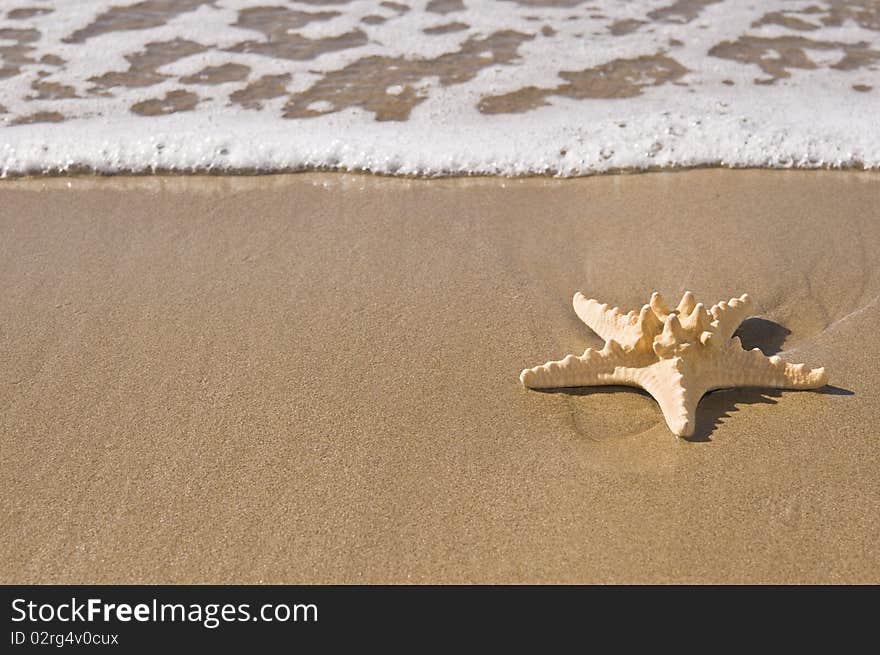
[
  {"left": 710, "top": 342, "right": 829, "bottom": 391},
  {"left": 572, "top": 292, "right": 631, "bottom": 342},
  {"left": 637, "top": 359, "right": 703, "bottom": 437},
  {"left": 519, "top": 343, "right": 637, "bottom": 389},
  {"left": 709, "top": 294, "right": 754, "bottom": 340}
]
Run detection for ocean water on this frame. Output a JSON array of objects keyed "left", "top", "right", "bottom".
[{"left": 0, "top": 0, "right": 878, "bottom": 176}]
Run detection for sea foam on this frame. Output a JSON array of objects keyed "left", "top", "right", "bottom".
[{"left": 1, "top": 0, "right": 878, "bottom": 177}]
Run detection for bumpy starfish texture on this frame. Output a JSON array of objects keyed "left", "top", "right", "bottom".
[{"left": 520, "top": 291, "right": 829, "bottom": 437}]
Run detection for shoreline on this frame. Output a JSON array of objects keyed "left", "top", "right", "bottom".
[
  {"left": 3, "top": 161, "right": 880, "bottom": 181},
  {"left": 2, "top": 169, "right": 878, "bottom": 583}
]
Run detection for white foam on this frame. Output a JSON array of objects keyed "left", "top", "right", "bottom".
[{"left": 1, "top": 0, "right": 879, "bottom": 177}]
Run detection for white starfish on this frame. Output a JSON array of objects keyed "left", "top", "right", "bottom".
[{"left": 520, "top": 291, "right": 829, "bottom": 437}]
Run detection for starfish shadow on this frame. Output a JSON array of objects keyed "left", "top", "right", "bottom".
[
  {"left": 536, "top": 385, "right": 651, "bottom": 399},
  {"left": 684, "top": 388, "right": 781, "bottom": 442},
  {"left": 733, "top": 317, "right": 790, "bottom": 355},
  {"left": 540, "top": 383, "right": 851, "bottom": 442},
  {"left": 817, "top": 385, "right": 854, "bottom": 396},
  {"left": 685, "top": 383, "right": 853, "bottom": 442},
  {"left": 538, "top": 386, "right": 786, "bottom": 442}
]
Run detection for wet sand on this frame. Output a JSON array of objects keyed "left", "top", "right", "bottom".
[{"left": 1, "top": 169, "right": 878, "bottom": 583}]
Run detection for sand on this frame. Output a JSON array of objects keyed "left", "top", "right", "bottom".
[{"left": 1, "top": 169, "right": 878, "bottom": 584}]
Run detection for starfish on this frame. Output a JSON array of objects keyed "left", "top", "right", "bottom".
[{"left": 519, "top": 291, "right": 829, "bottom": 437}]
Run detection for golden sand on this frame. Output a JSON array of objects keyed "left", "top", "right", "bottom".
[{"left": 1, "top": 170, "right": 878, "bottom": 583}]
